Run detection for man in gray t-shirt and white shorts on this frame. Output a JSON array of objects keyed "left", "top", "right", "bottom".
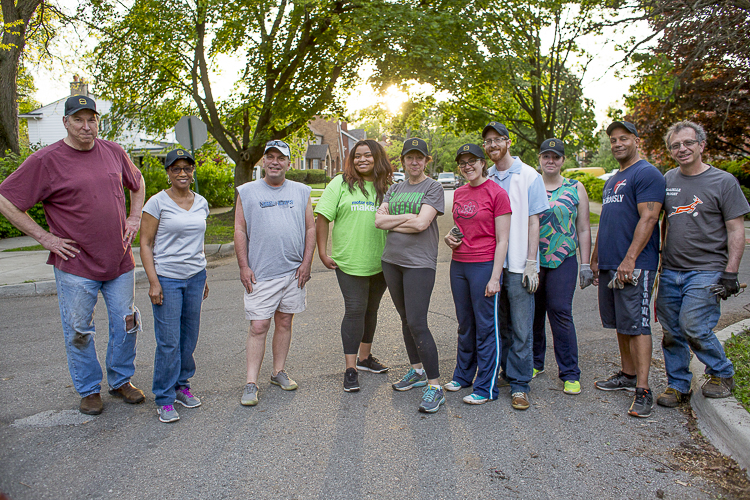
[
  {"left": 655, "top": 121, "right": 749, "bottom": 408},
  {"left": 234, "top": 140, "right": 315, "bottom": 406}
]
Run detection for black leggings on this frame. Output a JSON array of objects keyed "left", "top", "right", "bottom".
[
  {"left": 335, "top": 269, "right": 388, "bottom": 355},
  {"left": 381, "top": 262, "right": 440, "bottom": 379}
]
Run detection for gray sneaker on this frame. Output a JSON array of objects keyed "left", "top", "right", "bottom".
[
  {"left": 175, "top": 386, "right": 201, "bottom": 408},
  {"left": 157, "top": 404, "right": 179, "bottom": 423},
  {"left": 419, "top": 385, "right": 445, "bottom": 413},
  {"left": 241, "top": 383, "right": 259, "bottom": 406},
  {"left": 595, "top": 371, "right": 637, "bottom": 392},
  {"left": 702, "top": 376, "right": 734, "bottom": 398},
  {"left": 270, "top": 370, "right": 298, "bottom": 391},
  {"left": 392, "top": 368, "right": 428, "bottom": 391}
]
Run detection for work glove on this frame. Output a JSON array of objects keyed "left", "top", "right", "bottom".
[
  {"left": 449, "top": 226, "right": 464, "bottom": 240},
  {"left": 608, "top": 269, "right": 641, "bottom": 289},
  {"left": 522, "top": 259, "right": 539, "bottom": 293},
  {"left": 711, "top": 272, "right": 740, "bottom": 300},
  {"left": 579, "top": 264, "right": 594, "bottom": 289}
]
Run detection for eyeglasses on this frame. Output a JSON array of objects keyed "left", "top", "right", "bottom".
[
  {"left": 483, "top": 137, "right": 508, "bottom": 146},
  {"left": 668, "top": 139, "right": 700, "bottom": 151},
  {"left": 169, "top": 165, "right": 195, "bottom": 174},
  {"left": 458, "top": 158, "right": 481, "bottom": 169}
]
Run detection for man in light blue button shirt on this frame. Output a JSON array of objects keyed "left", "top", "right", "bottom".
[{"left": 484, "top": 122, "right": 549, "bottom": 411}]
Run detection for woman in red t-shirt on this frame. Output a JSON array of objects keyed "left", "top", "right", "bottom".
[{"left": 443, "top": 143, "right": 511, "bottom": 404}]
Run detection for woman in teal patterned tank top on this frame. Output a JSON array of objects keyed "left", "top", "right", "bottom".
[{"left": 532, "top": 139, "right": 592, "bottom": 395}]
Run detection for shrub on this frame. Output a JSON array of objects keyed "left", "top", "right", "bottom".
[
  {"left": 563, "top": 170, "right": 605, "bottom": 202},
  {"left": 194, "top": 149, "right": 234, "bottom": 207},
  {"left": 0, "top": 149, "right": 49, "bottom": 238},
  {"left": 306, "top": 169, "right": 326, "bottom": 184},
  {"left": 285, "top": 169, "right": 307, "bottom": 182}
]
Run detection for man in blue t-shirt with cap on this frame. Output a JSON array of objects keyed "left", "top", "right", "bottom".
[{"left": 590, "top": 120, "right": 665, "bottom": 418}]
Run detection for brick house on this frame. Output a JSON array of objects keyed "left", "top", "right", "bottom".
[{"left": 291, "top": 117, "right": 366, "bottom": 178}]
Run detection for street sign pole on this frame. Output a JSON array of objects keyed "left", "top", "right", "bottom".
[
  {"left": 186, "top": 118, "right": 199, "bottom": 194},
  {"left": 174, "top": 116, "right": 208, "bottom": 196}
]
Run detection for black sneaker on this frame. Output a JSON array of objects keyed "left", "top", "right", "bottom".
[
  {"left": 595, "top": 371, "right": 637, "bottom": 392},
  {"left": 628, "top": 388, "right": 653, "bottom": 418},
  {"left": 343, "top": 368, "right": 360, "bottom": 392},
  {"left": 356, "top": 354, "right": 389, "bottom": 373}
]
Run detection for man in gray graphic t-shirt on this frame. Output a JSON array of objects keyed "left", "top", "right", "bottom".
[
  {"left": 234, "top": 140, "right": 315, "bottom": 407},
  {"left": 655, "top": 121, "right": 749, "bottom": 408}
]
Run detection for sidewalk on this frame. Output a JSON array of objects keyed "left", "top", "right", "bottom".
[{"left": 0, "top": 236, "right": 235, "bottom": 297}]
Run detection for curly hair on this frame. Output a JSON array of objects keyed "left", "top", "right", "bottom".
[{"left": 343, "top": 140, "right": 392, "bottom": 205}]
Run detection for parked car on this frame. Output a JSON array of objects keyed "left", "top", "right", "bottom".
[
  {"left": 598, "top": 171, "right": 617, "bottom": 181},
  {"left": 437, "top": 172, "right": 458, "bottom": 189},
  {"left": 393, "top": 172, "right": 405, "bottom": 183}
]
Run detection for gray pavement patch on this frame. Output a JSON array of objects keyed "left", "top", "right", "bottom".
[
  {"left": 691, "top": 319, "right": 750, "bottom": 478},
  {"left": 11, "top": 410, "right": 94, "bottom": 428}
]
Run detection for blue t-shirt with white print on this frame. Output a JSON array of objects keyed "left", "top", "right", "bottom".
[{"left": 597, "top": 159, "right": 665, "bottom": 271}]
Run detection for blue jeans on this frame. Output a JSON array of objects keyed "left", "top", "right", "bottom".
[
  {"left": 655, "top": 269, "right": 734, "bottom": 394},
  {"left": 533, "top": 256, "right": 580, "bottom": 381},
  {"left": 54, "top": 268, "right": 141, "bottom": 397},
  {"left": 152, "top": 270, "right": 206, "bottom": 406},
  {"left": 497, "top": 270, "right": 534, "bottom": 393},
  {"left": 450, "top": 260, "right": 501, "bottom": 399}
]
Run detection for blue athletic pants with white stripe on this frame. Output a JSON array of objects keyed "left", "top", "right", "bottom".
[{"left": 449, "top": 260, "right": 501, "bottom": 400}]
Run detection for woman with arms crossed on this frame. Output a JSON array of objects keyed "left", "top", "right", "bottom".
[
  {"left": 140, "top": 149, "right": 210, "bottom": 423},
  {"left": 375, "top": 138, "right": 445, "bottom": 413},
  {"left": 315, "top": 140, "right": 392, "bottom": 392},
  {"left": 444, "top": 144, "right": 511, "bottom": 404}
]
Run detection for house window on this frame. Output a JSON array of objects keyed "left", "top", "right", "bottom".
[
  {"left": 312, "top": 159, "right": 319, "bottom": 169},
  {"left": 313, "top": 135, "right": 323, "bottom": 145}
]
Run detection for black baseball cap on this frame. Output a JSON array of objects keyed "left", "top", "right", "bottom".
[
  {"left": 165, "top": 148, "right": 195, "bottom": 168},
  {"left": 455, "top": 143, "right": 485, "bottom": 162},
  {"left": 64, "top": 95, "right": 98, "bottom": 116},
  {"left": 606, "top": 121, "right": 639, "bottom": 137},
  {"left": 539, "top": 138, "right": 565, "bottom": 156},
  {"left": 482, "top": 121, "right": 509, "bottom": 138},
  {"left": 401, "top": 138, "right": 429, "bottom": 156}
]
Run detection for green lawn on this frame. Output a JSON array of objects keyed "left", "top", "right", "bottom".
[
  {"left": 204, "top": 210, "right": 236, "bottom": 245},
  {"left": 3, "top": 244, "right": 45, "bottom": 252},
  {"left": 590, "top": 212, "right": 600, "bottom": 225},
  {"left": 724, "top": 329, "right": 750, "bottom": 413}
]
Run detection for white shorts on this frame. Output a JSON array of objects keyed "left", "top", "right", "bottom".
[{"left": 244, "top": 273, "right": 306, "bottom": 320}]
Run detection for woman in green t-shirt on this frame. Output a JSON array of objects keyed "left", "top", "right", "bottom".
[{"left": 315, "top": 140, "right": 393, "bottom": 393}]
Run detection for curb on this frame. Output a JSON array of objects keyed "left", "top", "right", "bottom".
[
  {"left": 690, "top": 319, "right": 750, "bottom": 478},
  {"left": 0, "top": 243, "right": 235, "bottom": 298}
]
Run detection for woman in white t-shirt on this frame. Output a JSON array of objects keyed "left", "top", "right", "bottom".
[{"left": 140, "top": 149, "right": 210, "bottom": 423}]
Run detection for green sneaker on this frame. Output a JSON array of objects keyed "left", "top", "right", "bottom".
[
  {"left": 418, "top": 385, "right": 445, "bottom": 413},
  {"left": 392, "top": 368, "right": 427, "bottom": 391},
  {"left": 533, "top": 368, "right": 544, "bottom": 378},
  {"left": 563, "top": 380, "right": 581, "bottom": 395},
  {"left": 443, "top": 380, "right": 463, "bottom": 392}
]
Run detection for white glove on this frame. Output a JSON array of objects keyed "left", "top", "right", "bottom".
[
  {"left": 522, "top": 259, "right": 539, "bottom": 293},
  {"left": 579, "top": 264, "right": 595, "bottom": 289}
]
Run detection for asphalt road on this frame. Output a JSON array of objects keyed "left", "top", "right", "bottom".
[{"left": 2, "top": 189, "right": 750, "bottom": 500}]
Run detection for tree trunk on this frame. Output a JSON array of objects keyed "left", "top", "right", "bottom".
[
  {"left": 0, "top": 0, "right": 43, "bottom": 157},
  {"left": 234, "top": 145, "right": 264, "bottom": 189},
  {"left": 0, "top": 48, "right": 21, "bottom": 156}
]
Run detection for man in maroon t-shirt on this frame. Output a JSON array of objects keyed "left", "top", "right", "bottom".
[{"left": 0, "top": 95, "right": 146, "bottom": 415}]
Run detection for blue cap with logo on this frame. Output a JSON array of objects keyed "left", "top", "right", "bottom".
[
  {"left": 482, "top": 121, "right": 510, "bottom": 139},
  {"left": 539, "top": 138, "right": 565, "bottom": 156},
  {"left": 165, "top": 148, "right": 195, "bottom": 168},
  {"left": 401, "top": 137, "right": 429, "bottom": 156},
  {"left": 455, "top": 143, "right": 485, "bottom": 162},
  {"left": 64, "top": 95, "right": 98, "bottom": 116}
]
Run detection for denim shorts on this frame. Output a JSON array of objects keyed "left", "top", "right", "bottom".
[{"left": 598, "top": 269, "right": 655, "bottom": 336}]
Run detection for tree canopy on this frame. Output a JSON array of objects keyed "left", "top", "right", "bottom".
[{"left": 85, "top": 0, "right": 422, "bottom": 187}]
